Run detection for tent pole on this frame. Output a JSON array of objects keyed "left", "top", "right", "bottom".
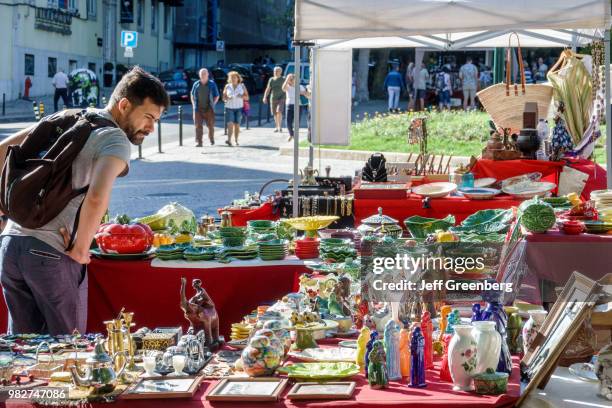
[
  {"left": 605, "top": 29, "right": 611, "bottom": 188},
  {"left": 293, "top": 45, "right": 301, "bottom": 217},
  {"left": 309, "top": 47, "right": 314, "bottom": 169}
]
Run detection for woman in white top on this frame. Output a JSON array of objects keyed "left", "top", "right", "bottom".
[
  {"left": 281, "top": 74, "right": 307, "bottom": 142},
  {"left": 223, "top": 71, "right": 249, "bottom": 146}
]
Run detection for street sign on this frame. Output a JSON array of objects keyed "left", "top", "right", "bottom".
[
  {"left": 121, "top": 31, "right": 138, "bottom": 48},
  {"left": 216, "top": 40, "right": 225, "bottom": 52},
  {"left": 124, "top": 47, "right": 134, "bottom": 59}
]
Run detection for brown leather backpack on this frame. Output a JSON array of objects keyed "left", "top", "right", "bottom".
[{"left": 0, "top": 109, "right": 116, "bottom": 238}]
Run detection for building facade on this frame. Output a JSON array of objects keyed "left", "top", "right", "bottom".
[{"left": 0, "top": 0, "right": 178, "bottom": 101}]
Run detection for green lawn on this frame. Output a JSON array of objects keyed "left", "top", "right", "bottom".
[{"left": 303, "top": 110, "right": 607, "bottom": 163}]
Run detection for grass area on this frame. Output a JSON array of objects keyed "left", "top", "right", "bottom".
[{"left": 303, "top": 109, "right": 607, "bottom": 163}]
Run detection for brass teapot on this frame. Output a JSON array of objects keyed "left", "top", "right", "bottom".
[
  {"left": 70, "top": 337, "right": 127, "bottom": 395},
  {"left": 299, "top": 166, "right": 319, "bottom": 186}
]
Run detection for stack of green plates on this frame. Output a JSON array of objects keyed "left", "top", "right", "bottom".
[
  {"left": 258, "top": 239, "right": 289, "bottom": 261},
  {"left": 319, "top": 238, "right": 357, "bottom": 262},
  {"left": 156, "top": 244, "right": 186, "bottom": 260},
  {"left": 247, "top": 220, "right": 278, "bottom": 236},
  {"left": 219, "top": 227, "right": 247, "bottom": 247},
  {"left": 183, "top": 246, "right": 217, "bottom": 261},
  {"left": 583, "top": 220, "right": 612, "bottom": 234},
  {"left": 217, "top": 245, "right": 258, "bottom": 261}
]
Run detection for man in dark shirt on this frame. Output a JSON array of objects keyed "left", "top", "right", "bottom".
[{"left": 190, "top": 69, "right": 220, "bottom": 146}]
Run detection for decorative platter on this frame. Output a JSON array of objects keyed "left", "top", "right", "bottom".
[
  {"left": 502, "top": 181, "right": 556, "bottom": 199},
  {"left": 458, "top": 187, "right": 501, "bottom": 200},
  {"left": 412, "top": 182, "right": 457, "bottom": 198},
  {"left": 474, "top": 177, "right": 497, "bottom": 188},
  {"left": 288, "top": 347, "right": 357, "bottom": 363}
]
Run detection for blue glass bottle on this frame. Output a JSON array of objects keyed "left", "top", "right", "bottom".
[
  {"left": 482, "top": 281, "right": 512, "bottom": 374},
  {"left": 409, "top": 326, "right": 427, "bottom": 388},
  {"left": 462, "top": 172, "right": 474, "bottom": 188},
  {"left": 364, "top": 330, "right": 379, "bottom": 377}
]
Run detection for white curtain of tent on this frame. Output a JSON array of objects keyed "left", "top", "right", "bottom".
[{"left": 295, "top": 0, "right": 610, "bottom": 41}]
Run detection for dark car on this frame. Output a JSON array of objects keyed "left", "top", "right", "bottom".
[
  {"left": 226, "top": 63, "right": 257, "bottom": 95},
  {"left": 158, "top": 68, "right": 197, "bottom": 104},
  {"left": 208, "top": 67, "right": 228, "bottom": 94}
]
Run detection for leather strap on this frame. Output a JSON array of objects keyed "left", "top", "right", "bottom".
[{"left": 506, "top": 32, "right": 526, "bottom": 96}]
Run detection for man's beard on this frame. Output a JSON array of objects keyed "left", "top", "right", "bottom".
[{"left": 123, "top": 119, "right": 147, "bottom": 145}]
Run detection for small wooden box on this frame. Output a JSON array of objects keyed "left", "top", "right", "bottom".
[
  {"left": 523, "top": 102, "right": 538, "bottom": 128},
  {"left": 142, "top": 333, "right": 176, "bottom": 351}
]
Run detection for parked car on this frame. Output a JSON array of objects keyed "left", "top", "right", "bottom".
[
  {"left": 208, "top": 66, "right": 228, "bottom": 94},
  {"left": 158, "top": 68, "right": 198, "bottom": 104},
  {"left": 283, "top": 62, "right": 311, "bottom": 85},
  {"left": 226, "top": 63, "right": 257, "bottom": 95}
]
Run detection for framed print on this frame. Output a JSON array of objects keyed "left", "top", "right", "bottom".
[
  {"left": 121, "top": 376, "right": 203, "bottom": 399},
  {"left": 287, "top": 381, "right": 356, "bottom": 400},
  {"left": 205, "top": 377, "right": 287, "bottom": 402}
]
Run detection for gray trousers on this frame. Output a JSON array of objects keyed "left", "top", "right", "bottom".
[{"left": 0, "top": 236, "right": 87, "bottom": 335}]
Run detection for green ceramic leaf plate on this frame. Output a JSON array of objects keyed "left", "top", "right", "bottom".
[
  {"left": 90, "top": 248, "right": 156, "bottom": 260},
  {"left": 277, "top": 362, "right": 360, "bottom": 380}
]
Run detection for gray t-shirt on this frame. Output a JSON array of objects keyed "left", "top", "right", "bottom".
[{"left": 3, "top": 108, "right": 131, "bottom": 253}]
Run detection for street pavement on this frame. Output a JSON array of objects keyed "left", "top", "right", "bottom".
[{"left": 0, "top": 115, "right": 363, "bottom": 220}]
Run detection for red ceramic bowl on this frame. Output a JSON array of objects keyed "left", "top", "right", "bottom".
[{"left": 560, "top": 220, "right": 585, "bottom": 235}]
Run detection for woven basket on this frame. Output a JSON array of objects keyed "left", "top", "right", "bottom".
[{"left": 477, "top": 33, "right": 553, "bottom": 134}]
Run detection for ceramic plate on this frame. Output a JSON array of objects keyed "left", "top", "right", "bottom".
[
  {"left": 338, "top": 340, "right": 357, "bottom": 349},
  {"left": 474, "top": 177, "right": 497, "bottom": 188},
  {"left": 458, "top": 187, "right": 501, "bottom": 200},
  {"left": 412, "top": 182, "right": 457, "bottom": 198},
  {"left": 568, "top": 362, "right": 598, "bottom": 382},
  {"left": 502, "top": 181, "right": 556, "bottom": 199},
  {"left": 277, "top": 362, "right": 360, "bottom": 380},
  {"left": 90, "top": 248, "right": 156, "bottom": 260},
  {"left": 288, "top": 347, "right": 357, "bottom": 363}
]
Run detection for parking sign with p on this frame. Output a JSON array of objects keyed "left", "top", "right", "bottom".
[{"left": 121, "top": 31, "right": 138, "bottom": 48}]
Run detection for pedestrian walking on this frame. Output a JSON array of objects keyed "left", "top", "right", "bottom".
[
  {"left": 436, "top": 67, "right": 452, "bottom": 110},
  {"left": 413, "top": 62, "right": 429, "bottom": 111},
  {"left": 263, "top": 66, "right": 285, "bottom": 133},
  {"left": 383, "top": 63, "right": 405, "bottom": 113},
  {"left": 52, "top": 68, "right": 70, "bottom": 112},
  {"left": 0, "top": 66, "right": 169, "bottom": 335},
  {"left": 190, "top": 68, "right": 220, "bottom": 147},
  {"left": 459, "top": 57, "right": 479, "bottom": 110},
  {"left": 223, "top": 71, "right": 248, "bottom": 146},
  {"left": 282, "top": 74, "right": 307, "bottom": 142},
  {"left": 405, "top": 62, "right": 415, "bottom": 110}
]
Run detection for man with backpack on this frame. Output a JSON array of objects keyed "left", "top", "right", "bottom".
[
  {"left": 436, "top": 67, "right": 452, "bottom": 110},
  {"left": 0, "top": 66, "right": 169, "bottom": 335}
]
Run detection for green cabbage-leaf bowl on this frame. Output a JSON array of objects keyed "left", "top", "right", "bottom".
[
  {"left": 403, "top": 215, "right": 455, "bottom": 238},
  {"left": 277, "top": 362, "right": 360, "bottom": 380}
]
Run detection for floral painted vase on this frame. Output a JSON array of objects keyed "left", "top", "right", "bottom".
[
  {"left": 253, "top": 329, "right": 284, "bottom": 360},
  {"left": 595, "top": 344, "right": 612, "bottom": 401},
  {"left": 263, "top": 320, "right": 291, "bottom": 357},
  {"left": 241, "top": 335, "right": 281, "bottom": 377},
  {"left": 472, "top": 321, "right": 502, "bottom": 375},
  {"left": 448, "top": 325, "right": 477, "bottom": 391},
  {"left": 522, "top": 310, "right": 548, "bottom": 355}
]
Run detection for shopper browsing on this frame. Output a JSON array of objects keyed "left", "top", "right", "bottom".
[
  {"left": 262, "top": 66, "right": 285, "bottom": 133},
  {"left": 383, "top": 63, "right": 405, "bottom": 113},
  {"left": 459, "top": 57, "right": 479, "bottom": 110},
  {"left": 0, "top": 66, "right": 169, "bottom": 335}
]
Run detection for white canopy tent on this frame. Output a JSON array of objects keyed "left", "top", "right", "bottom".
[{"left": 288, "top": 1, "right": 612, "bottom": 215}]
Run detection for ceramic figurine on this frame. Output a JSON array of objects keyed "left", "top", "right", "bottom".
[
  {"left": 445, "top": 309, "right": 460, "bottom": 334},
  {"left": 356, "top": 326, "right": 371, "bottom": 371},
  {"left": 472, "top": 321, "right": 502, "bottom": 375},
  {"left": 471, "top": 303, "right": 484, "bottom": 322},
  {"left": 448, "top": 325, "right": 477, "bottom": 391},
  {"left": 364, "top": 330, "right": 379, "bottom": 377},
  {"left": 409, "top": 326, "right": 426, "bottom": 388},
  {"left": 504, "top": 306, "right": 522, "bottom": 354},
  {"left": 522, "top": 310, "right": 548, "bottom": 356},
  {"left": 399, "top": 325, "right": 411, "bottom": 377},
  {"left": 253, "top": 329, "right": 284, "bottom": 360},
  {"left": 439, "top": 333, "right": 453, "bottom": 382},
  {"left": 367, "top": 340, "right": 388, "bottom": 389},
  {"left": 180, "top": 277, "right": 220, "bottom": 349},
  {"left": 438, "top": 305, "right": 452, "bottom": 341},
  {"left": 333, "top": 276, "right": 353, "bottom": 316},
  {"left": 595, "top": 344, "right": 612, "bottom": 401},
  {"left": 263, "top": 320, "right": 291, "bottom": 357},
  {"left": 241, "top": 335, "right": 281, "bottom": 377},
  {"left": 363, "top": 315, "right": 377, "bottom": 332},
  {"left": 384, "top": 320, "right": 402, "bottom": 381},
  {"left": 421, "top": 311, "right": 434, "bottom": 369},
  {"left": 482, "top": 287, "right": 512, "bottom": 374},
  {"left": 327, "top": 293, "right": 345, "bottom": 317}
]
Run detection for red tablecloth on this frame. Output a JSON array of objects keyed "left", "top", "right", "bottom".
[
  {"left": 0, "top": 259, "right": 306, "bottom": 337},
  {"left": 217, "top": 202, "right": 277, "bottom": 226},
  {"left": 355, "top": 194, "right": 522, "bottom": 226}
]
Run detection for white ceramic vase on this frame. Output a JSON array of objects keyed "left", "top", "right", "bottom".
[
  {"left": 472, "top": 321, "right": 502, "bottom": 375},
  {"left": 522, "top": 310, "right": 548, "bottom": 355},
  {"left": 448, "top": 325, "right": 478, "bottom": 391}
]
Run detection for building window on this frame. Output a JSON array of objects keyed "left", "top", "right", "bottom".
[
  {"left": 48, "top": 57, "right": 57, "bottom": 78},
  {"left": 69, "top": 59, "right": 78, "bottom": 72},
  {"left": 25, "top": 54, "right": 35, "bottom": 76},
  {"left": 120, "top": 0, "right": 134, "bottom": 24},
  {"left": 88, "top": 62, "right": 96, "bottom": 74},
  {"left": 87, "top": 0, "right": 97, "bottom": 18},
  {"left": 163, "top": 4, "right": 170, "bottom": 36},
  {"left": 136, "top": 0, "right": 144, "bottom": 31},
  {"left": 151, "top": 0, "right": 157, "bottom": 33}
]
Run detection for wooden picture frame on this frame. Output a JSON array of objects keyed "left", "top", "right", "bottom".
[
  {"left": 287, "top": 381, "right": 356, "bottom": 400},
  {"left": 121, "top": 375, "right": 203, "bottom": 399},
  {"left": 205, "top": 377, "right": 288, "bottom": 402},
  {"left": 517, "top": 271, "right": 601, "bottom": 406}
]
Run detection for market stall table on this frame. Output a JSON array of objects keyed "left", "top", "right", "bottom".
[{"left": 0, "top": 257, "right": 307, "bottom": 337}]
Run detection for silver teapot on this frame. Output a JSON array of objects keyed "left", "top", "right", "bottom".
[{"left": 70, "top": 337, "right": 126, "bottom": 394}]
